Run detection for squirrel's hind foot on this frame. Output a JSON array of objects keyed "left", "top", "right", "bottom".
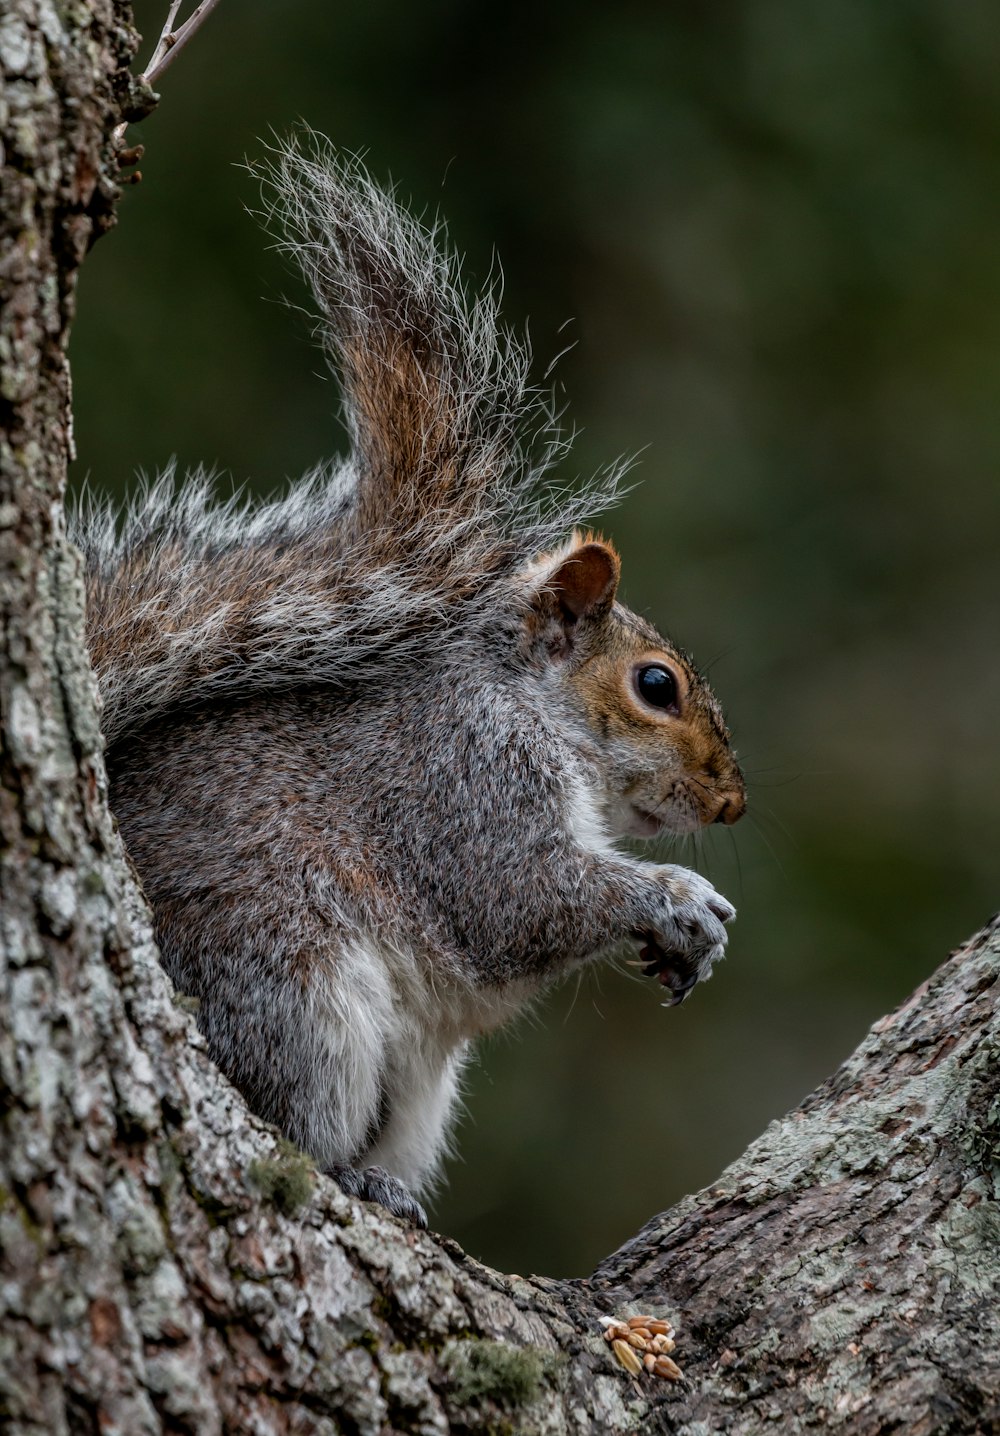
[{"left": 328, "top": 1162, "right": 428, "bottom": 1229}]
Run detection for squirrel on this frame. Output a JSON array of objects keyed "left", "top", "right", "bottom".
[{"left": 73, "top": 137, "right": 746, "bottom": 1228}]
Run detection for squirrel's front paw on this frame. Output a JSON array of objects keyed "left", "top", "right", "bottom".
[{"left": 637, "top": 868, "right": 736, "bottom": 1007}]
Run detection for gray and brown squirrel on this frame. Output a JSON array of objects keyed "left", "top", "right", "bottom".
[{"left": 74, "top": 138, "right": 746, "bottom": 1227}]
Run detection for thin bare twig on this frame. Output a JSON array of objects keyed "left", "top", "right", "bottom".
[
  {"left": 143, "top": 1, "right": 185, "bottom": 80},
  {"left": 144, "top": 0, "right": 225, "bottom": 88},
  {"left": 114, "top": 0, "right": 224, "bottom": 144}
]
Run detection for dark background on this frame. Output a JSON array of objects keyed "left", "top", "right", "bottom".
[{"left": 73, "top": 0, "right": 1000, "bottom": 1277}]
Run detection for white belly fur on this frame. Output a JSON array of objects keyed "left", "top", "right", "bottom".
[{"left": 309, "top": 935, "right": 535, "bottom": 1194}]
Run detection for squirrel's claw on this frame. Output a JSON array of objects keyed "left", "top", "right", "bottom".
[
  {"left": 634, "top": 925, "right": 723, "bottom": 1007},
  {"left": 657, "top": 962, "right": 700, "bottom": 1000},
  {"left": 327, "top": 1162, "right": 428, "bottom": 1228}
]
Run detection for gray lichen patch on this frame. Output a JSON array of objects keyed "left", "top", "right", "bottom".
[
  {"left": 954, "top": 1037, "right": 1000, "bottom": 1183},
  {"left": 932, "top": 1185, "right": 1000, "bottom": 1296},
  {"left": 586, "top": 1373, "right": 648, "bottom": 1435},
  {"left": 109, "top": 1179, "right": 167, "bottom": 1278}
]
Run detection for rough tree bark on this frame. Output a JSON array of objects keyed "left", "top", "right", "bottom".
[{"left": 2, "top": 6, "right": 998, "bottom": 1433}]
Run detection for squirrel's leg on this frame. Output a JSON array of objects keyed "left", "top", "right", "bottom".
[
  {"left": 360, "top": 1044, "right": 468, "bottom": 1207},
  {"left": 414, "top": 711, "right": 737, "bottom": 999},
  {"left": 447, "top": 840, "right": 735, "bottom": 1000},
  {"left": 150, "top": 899, "right": 438, "bottom": 1222},
  {"left": 324, "top": 1047, "right": 468, "bottom": 1230}
]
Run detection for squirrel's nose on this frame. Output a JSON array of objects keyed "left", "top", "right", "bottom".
[{"left": 712, "top": 790, "right": 746, "bottom": 826}]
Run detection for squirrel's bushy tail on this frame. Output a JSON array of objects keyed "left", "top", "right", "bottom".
[
  {"left": 74, "top": 136, "right": 623, "bottom": 746},
  {"left": 267, "top": 135, "right": 538, "bottom": 548}
]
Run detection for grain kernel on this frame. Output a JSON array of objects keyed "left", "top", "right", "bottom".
[
  {"left": 612, "top": 1339, "right": 643, "bottom": 1376},
  {"left": 653, "top": 1355, "right": 682, "bottom": 1380}
]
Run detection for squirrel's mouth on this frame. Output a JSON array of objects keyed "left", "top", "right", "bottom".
[
  {"left": 628, "top": 804, "right": 667, "bottom": 838},
  {"left": 628, "top": 797, "right": 708, "bottom": 838}
]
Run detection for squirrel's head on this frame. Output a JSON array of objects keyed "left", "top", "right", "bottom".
[{"left": 522, "top": 533, "right": 746, "bottom": 839}]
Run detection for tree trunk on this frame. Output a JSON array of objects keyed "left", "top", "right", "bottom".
[{"left": 2, "top": 6, "right": 999, "bottom": 1433}]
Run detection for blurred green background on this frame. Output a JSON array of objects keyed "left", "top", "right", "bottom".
[{"left": 72, "top": 0, "right": 1000, "bottom": 1278}]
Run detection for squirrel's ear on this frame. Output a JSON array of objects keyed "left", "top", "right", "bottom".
[
  {"left": 525, "top": 536, "right": 621, "bottom": 657},
  {"left": 547, "top": 538, "right": 620, "bottom": 620}
]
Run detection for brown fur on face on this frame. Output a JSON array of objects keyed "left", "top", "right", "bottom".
[{"left": 530, "top": 533, "right": 746, "bottom": 837}]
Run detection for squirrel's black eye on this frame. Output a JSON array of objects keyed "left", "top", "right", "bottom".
[{"left": 635, "top": 664, "right": 678, "bottom": 711}]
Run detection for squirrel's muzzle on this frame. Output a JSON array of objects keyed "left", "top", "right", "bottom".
[{"left": 712, "top": 790, "right": 746, "bottom": 826}]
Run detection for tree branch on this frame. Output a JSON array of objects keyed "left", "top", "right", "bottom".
[{"left": 590, "top": 916, "right": 1000, "bottom": 1433}]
